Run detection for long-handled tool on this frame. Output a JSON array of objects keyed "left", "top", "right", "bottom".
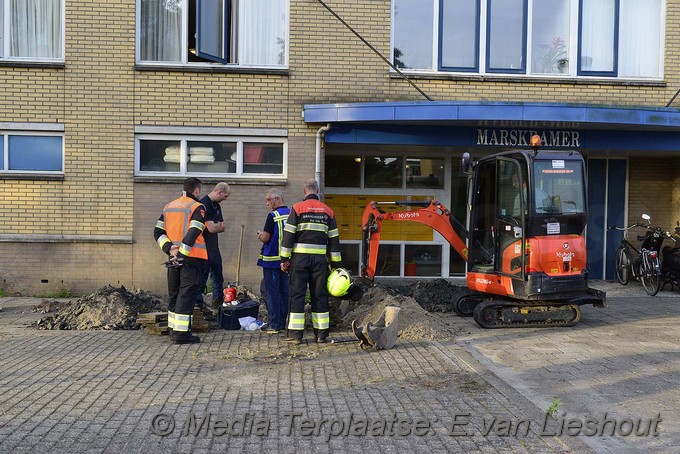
[{"left": 235, "top": 224, "right": 245, "bottom": 284}]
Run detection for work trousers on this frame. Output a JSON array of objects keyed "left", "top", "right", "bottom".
[
  {"left": 287, "top": 254, "right": 330, "bottom": 340},
  {"left": 262, "top": 267, "right": 289, "bottom": 330},
  {"left": 168, "top": 257, "right": 207, "bottom": 332},
  {"left": 197, "top": 248, "right": 224, "bottom": 306}
]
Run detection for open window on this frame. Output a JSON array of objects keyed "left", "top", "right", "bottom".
[
  {"left": 193, "top": 0, "right": 230, "bottom": 63},
  {"left": 139, "top": 0, "right": 288, "bottom": 67}
]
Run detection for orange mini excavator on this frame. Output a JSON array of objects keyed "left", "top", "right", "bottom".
[{"left": 360, "top": 136, "right": 606, "bottom": 328}]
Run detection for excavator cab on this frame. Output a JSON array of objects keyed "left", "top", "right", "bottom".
[{"left": 466, "top": 150, "right": 589, "bottom": 299}]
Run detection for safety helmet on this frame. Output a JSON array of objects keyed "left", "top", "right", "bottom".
[{"left": 327, "top": 267, "right": 352, "bottom": 297}]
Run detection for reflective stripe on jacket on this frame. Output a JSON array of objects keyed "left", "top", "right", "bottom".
[
  {"left": 259, "top": 207, "right": 291, "bottom": 266},
  {"left": 160, "top": 195, "right": 208, "bottom": 260},
  {"left": 280, "top": 194, "right": 341, "bottom": 263}
]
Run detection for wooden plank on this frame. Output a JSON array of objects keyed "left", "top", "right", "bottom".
[{"left": 136, "top": 312, "right": 167, "bottom": 323}]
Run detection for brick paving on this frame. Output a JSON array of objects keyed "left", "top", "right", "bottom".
[
  {"left": 453, "top": 280, "right": 680, "bottom": 453},
  {"left": 2, "top": 280, "right": 678, "bottom": 453},
  {"left": 0, "top": 296, "right": 589, "bottom": 453}
]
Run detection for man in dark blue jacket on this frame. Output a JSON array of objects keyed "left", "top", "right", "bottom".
[{"left": 257, "top": 188, "right": 291, "bottom": 334}]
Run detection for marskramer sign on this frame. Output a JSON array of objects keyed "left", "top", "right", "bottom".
[{"left": 477, "top": 129, "right": 581, "bottom": 148}]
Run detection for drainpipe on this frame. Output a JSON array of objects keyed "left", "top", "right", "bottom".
[{"left": 315, "top": 124, "right": 331, "bottom": 195}]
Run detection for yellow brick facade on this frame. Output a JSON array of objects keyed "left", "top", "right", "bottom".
[{"left": 1, "top": 0, "right": 680, "bottom": 294}]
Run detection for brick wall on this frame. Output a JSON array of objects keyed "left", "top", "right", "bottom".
[
  {"left": 2, "top": 0, "right": 680, "bottom": 294},
  {"left": 0, "top": 242, "right": 132, "bottom": 296},
  {"left": 629, "top": 157, "right": 678, "bottom": 234}
]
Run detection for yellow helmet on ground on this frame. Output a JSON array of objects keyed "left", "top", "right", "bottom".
[{"left": 327, "top": 267, "right": 352, "bottom": 297}]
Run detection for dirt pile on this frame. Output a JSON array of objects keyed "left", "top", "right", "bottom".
[
  {"left": 28, "top": 279, "right": 465, "bottom": 338},
  {"left": 336, "top": 279, "right": 465, "bottom": 341},
  {"left": 33, "top": 285, "right": 165, "bottom": 330}
]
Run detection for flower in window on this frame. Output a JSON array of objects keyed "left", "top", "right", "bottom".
[{"left": 535, "top": 36, "right": 568, "bottom": 73}]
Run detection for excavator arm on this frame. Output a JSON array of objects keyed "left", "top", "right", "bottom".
[{"left": 361, "top": 200, "right": 468, "bottom": 280}]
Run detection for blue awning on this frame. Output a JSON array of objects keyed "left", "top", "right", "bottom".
[
  {"left": 303, "top": 101, "right": 680, "bottom": 152},
  {"left": 304, "top": 101, "right": 680, "bottom": 130}
]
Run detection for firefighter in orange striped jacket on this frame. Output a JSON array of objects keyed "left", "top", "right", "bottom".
[
  {"left": 154, "top": 177, "right": 208, "bottom": 345},
  {"left": 280, "top": 179, "right": 342, "bottom": 344}
]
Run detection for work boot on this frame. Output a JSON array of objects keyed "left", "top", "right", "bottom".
[
  {"left": 211, "top": 299, "right": 222, "bottom": 318},
  {"left": 168, "top": 327, "right": 175, "bottom": 342},
  {"left": 315, "top": 328, "right": 329, "bottom": 344},
  {"left": 284, "top": 331, "right": 303, "bottom": 345},
  {"left": 174, "top": 331, "right": 201, "bottom": 345}
]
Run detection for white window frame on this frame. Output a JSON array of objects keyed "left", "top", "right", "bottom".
[
  {"left": 134, "top": 129, "right": 287, "bottom": 180},
  {"left": 0, "top": 0, "right": 65, "bottom": 63},
  {"left": 0, "top": 125, "right": 65, "bottom": 175},
  {"left": 135, "top": 0, "right": 289, "bottom": 69},
  {"left": 391, "top": 0, "right": 664, "bottom": 81}
]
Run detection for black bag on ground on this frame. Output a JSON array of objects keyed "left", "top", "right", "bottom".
[{"left": 218, "top": 300, "right": 260, "bottom": 330}]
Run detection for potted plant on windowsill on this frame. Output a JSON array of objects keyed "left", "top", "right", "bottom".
[{"left": 535, "top": 36, "right": 568, "bottom": 74}]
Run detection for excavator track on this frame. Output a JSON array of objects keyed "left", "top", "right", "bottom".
[
  {"left": 452, "top": 289, "right": 487, "bottom": 317},
  {"left": 472, "top": 300, "right": 581, "bottom": 329}
]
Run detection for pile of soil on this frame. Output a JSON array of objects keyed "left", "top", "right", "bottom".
[
  {"left": 29, "top": 279, "right": 466, "bottom": 340},
  {"left": 32, "top": 285, "right": 165, "bottom": 331},
  {"left": 336, "top": 279, "right": 466, "bottom": 341}
]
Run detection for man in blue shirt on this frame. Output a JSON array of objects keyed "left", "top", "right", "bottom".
[
  {"left": 198, "top": 182, "right": 230, "bottom": 316},
  {"left": 257, "top": 188, "right": 291, "bottom": 334}
]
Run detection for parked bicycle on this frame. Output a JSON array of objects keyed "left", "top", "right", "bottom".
[
  {"left": 609, "top": 214, "right": 667, "bottom": 296},
  {"left": 661, "top": 222, "right": 680, "bottom": 291}
]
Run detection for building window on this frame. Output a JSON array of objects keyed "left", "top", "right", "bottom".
[
  {"left": 138, "top": 0, "right": 288, "bottom": 67},
  {"left": 136, "top": 134, "right": 286, "bottom": 178},
  {"left": 440, "top": 0, "right": 478, "bottom": 71},
  {"left": 325, "top": 149, "right": 445, "bottom": 191},
  {"left": 365, "top": 156, "right": 403, "bottom": 189},
  {"left": 325, "top": 154, "right": 361, "bottom": 187},
  {"left": 532, "top": 0, "right": 570, "bottom": 74},
  {"left": 486, "top": 0, "right": 526, "bottom": 73},
  {"left": 406, "top": 158, "right": 444, "bottom": 189},
  {"left": 405, "top": 244, "right": 442, "bottom": 277},
  {"left": 393, "top": 0, "right": 434, "bottom": 70},
  {"left": 0, "top": 0, "right": 64, "bottom": 61},
  {"left": 392, "top": 0, "right": 662, "bottom": 79},
  {"left": 0, "top": 132, "right": 63, "bottom": 173}
]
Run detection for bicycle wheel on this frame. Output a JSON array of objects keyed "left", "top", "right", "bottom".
[
  {"left": 615, "top": 246, "right": 631, "bottom": 285},
  {"left": 640, "top": 253, "right": 661, "bottom": 296}
]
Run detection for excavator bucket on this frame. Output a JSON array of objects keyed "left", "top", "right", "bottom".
[{"left": 351, "top": 306, "right": 401, "bottom": 350}]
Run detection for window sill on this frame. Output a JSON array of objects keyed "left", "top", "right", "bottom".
[
  {"left": 135, "top": 64, "right": 289, "bottom": 76},
  {"left": 134, "top": 176, "right": 286, "bottom": 186},
  {"left": 391, "top": 72, "right": 667, "bottom": 87},
  {"left": 0, "top": 61, "right": 64, "bottom": 69},
  {"left": 0, "top": 173, "right": 64, "bottom": 181}
]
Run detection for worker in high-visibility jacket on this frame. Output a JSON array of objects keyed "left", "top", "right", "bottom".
[
  {"left": 280, "top": 179, "right": 342, "bottom": 344},
  {"left": 257, "top": 188, "right": 291, "bottom": 334},
  {"left": 153, "top": 177, "right": 208, "bottom": 345}
]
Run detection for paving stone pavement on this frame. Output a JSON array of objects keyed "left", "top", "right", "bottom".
[
  {"left": 0, "top": 279, "right": 677, "bottom": 453},
  {"left": 0, "top": 298, "right": 591, "bottom": 453},
  {"left": 452, "top": 280, "right": 680, "bottom": 454}
]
